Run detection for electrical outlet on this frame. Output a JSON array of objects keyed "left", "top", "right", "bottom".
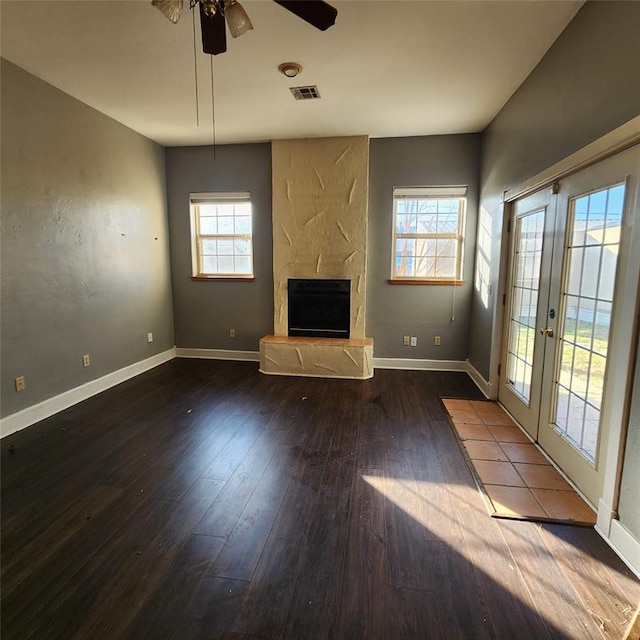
[
  {"left": 434, "top": 336, "right": 441, "bottom": 346},
  {"left": 229, "top": 329, "right": 236, "bottom": 338},
  {"left": 147, "top": 332, "right": 153, "bottom": 343},
  {"left": 410, "top": 336, "right": 417, "bottom": 347},
  {"left": 82, "top": 354, "right": 91, "bottom": 368},
  {"left": 15, "top": 376, "right": 26, "bottom": 392},
  {"left": 403, "top": 336, "right": 410, "bottom": 346}
]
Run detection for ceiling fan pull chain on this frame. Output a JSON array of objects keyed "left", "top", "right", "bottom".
[
  {"left": 210, "top": 54, "right": 217, "bottom": 160},
  {"left": 192, "top": 8, "right": 200, "bottom": 127}
]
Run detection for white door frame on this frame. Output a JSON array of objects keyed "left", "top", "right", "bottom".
[
  {"left": 487, "top": 117, "right": 640, "bottom": 574},
  {"left": 489, "top": 116, "right": 640, "bottom": 402},
  {"left": 594, "top": 150, "right": 640, "bottom": 530},
  {"left": 498, "top": 188, "right": 557, "bottom": 439},
  {"left": 537, "top": 150, "right": 639, "bottom": 506}
]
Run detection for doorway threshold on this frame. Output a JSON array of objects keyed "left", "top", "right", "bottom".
[{"left": 442, "top": 398, "right": 596, "bottom": 526}]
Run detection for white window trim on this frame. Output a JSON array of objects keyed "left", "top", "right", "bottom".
[
  {"left": 189, "top": 192, "right": 254, "bottom": 280},
  {"left": 391, "top": 186, "right": 467, "bottom": 284}
]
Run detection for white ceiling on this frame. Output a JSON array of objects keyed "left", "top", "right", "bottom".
[{"left": 0, "top": 0, "right": 583, "bottom": 147}]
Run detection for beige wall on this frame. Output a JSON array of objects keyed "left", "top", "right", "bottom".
[{"left": 271, "top": 136, "right": 369, "bottom": 339}]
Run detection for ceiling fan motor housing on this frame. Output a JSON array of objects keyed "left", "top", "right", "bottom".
[{"left": 154, "top": 0, "right": 338, "bottom": 56}]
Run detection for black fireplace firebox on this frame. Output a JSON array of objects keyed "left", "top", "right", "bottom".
[{"left": 288, "top": 279, "right": 350, "bottom": 339}]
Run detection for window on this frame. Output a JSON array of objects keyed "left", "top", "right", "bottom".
[
  {"left": 190, "top": 192, "right": 254, "bottom": 279},
  {"left": 391, "top": 186, "right": 466, "bottom": 284}
]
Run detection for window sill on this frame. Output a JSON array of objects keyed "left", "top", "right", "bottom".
[
  {"left": 191, "top": 275, "right": 255, "bottom": 282},
  {"left": 388, "top": 278, "right": 465, "bottom": 286}
]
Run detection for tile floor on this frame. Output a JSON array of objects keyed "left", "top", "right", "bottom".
[{"left": 442, "top": 398, "right": 596, "bottom": 525}]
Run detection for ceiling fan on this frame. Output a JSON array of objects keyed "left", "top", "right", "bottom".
[{"left": 152, "top": 0, "right": 338, "bottom": 55}]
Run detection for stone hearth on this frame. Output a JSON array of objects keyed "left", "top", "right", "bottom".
[{"left": 259, "top": 336, "right": 373, "bottom": 379}]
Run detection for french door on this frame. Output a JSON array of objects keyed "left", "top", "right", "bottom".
[
  {"left": 499, "top": 189, "right": 556, "bottom": 438},
  {"left": 499, "top": 145, "right": 640, "bottom": 505}
]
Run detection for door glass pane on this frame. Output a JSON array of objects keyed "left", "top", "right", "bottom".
[
  {"left": 552, "top": 182, "right": 625, "bottom": 462},
  {"left": 505, "top": 209, "right": 545, "bottom": 404}
]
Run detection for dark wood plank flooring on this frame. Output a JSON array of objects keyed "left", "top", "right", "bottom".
[{"left": 2, "top": 359, "right": 638, "bottom": 640}]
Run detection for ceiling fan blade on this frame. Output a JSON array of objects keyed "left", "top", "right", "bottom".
[
  {"left": 200, "top": 3, "right": 227, "bottom": 55},
  {"left": 273, "top": 0, "right": 337, "bottom": 31}
]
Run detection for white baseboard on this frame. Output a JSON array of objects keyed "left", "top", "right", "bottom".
[
  {"left": 465, "top": 360, "right": 494, "bottom": 399},
  {"left": 5, "top": 342, "right": 638, "bottom": 580},
  {"left": 178, "top": 351, "right": 466, "bottom": 371},
  {"left": 1, "top": 349, "right": 475, "bottom": 439},
  {"left": 596, "top": 517, "right": 640, "bottom": 580},
  {"left": 596, "top": 498, "right": 616, "bottom": 535},
  {"left": 373, "top": 357, "right": 467, "bottom": 371},
  {"left": 0, "top": 348, "right": 176, "bottom": 439},
  {"left": 372, "top": 358, "right": 494, "bottom": 398},
  {"left": 175, "top": 348, "right": 260, "bottom": 361}
]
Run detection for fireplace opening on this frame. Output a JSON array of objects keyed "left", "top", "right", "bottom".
[{"left": 288, "top": 279, "right": 350, "bottom": 339}]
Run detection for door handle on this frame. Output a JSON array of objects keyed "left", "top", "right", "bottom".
[{"left": 539, "top": 327, "right": 554, "bottom": 337}]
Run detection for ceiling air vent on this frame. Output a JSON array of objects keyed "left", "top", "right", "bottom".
[{"left": 290, "top": 86, "right": 321, "bottom": 100}]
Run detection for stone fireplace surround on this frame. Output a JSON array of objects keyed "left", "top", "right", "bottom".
[{"left": 259, "top": 136, "right": 374, "bottom": 379}]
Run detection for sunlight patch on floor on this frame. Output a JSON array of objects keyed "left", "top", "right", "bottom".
[{"left": 360, "top": 472, "right": 591, "bottom": 619}]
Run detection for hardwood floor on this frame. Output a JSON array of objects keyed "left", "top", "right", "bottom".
[{"left": 2, "top": 359, "right": 638, "bottom": 640}]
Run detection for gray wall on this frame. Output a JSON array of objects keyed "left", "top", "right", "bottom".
[
  {"left": 166, "top": 144, "right": 273, "bottom": 350},
  {"left": 619, "top": 331, "right": 640, "bottom": 540},
  {"left": 469, "top": 0, "right": 640, "bottom": 380},
  {"left": 1, "top": 59, "right": 174, "bottom": 418},
  {"left": 167, "top": 136, "right": 482, "bottom": 360},
  {"left": 468, "top": 1, "right": 640, "bottom": 541},
  {"left": 368, "top": 135, "right": 481, "bottom": 359}
]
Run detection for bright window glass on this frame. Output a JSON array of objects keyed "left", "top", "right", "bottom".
[
  {"left": 552, "top": 182, "right": 625, "bottom": 461},
  {"left": 190, "top": 192, "right": 253, "bottom": 278},
  {"left": 506, "top": 209, "right": 545, "bottom": 404},
  {"left": 392, "top": 187, "right": 466, "bottom": 281}
]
